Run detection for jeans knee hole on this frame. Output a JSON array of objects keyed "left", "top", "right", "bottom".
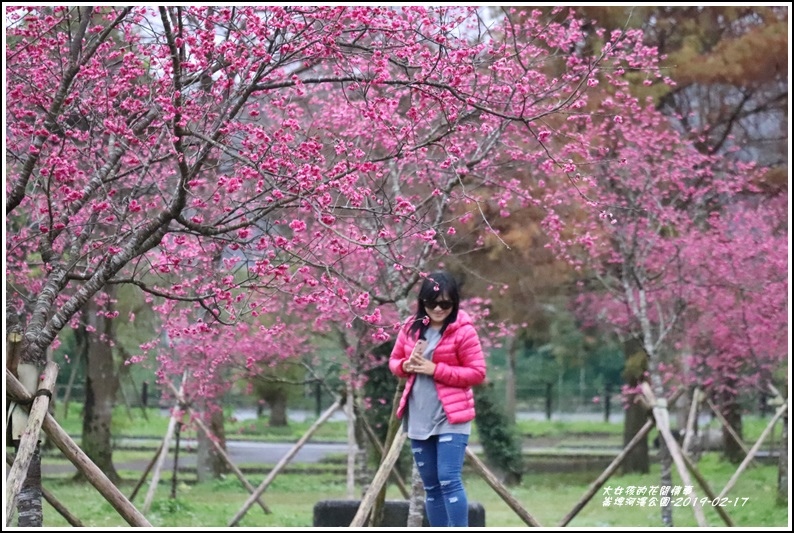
[{"left": 439, "top": 436, "right": 453, "bottom": 442}]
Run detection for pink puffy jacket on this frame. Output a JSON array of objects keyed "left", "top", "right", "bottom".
[{"left": 388, "top": 310, "right": 486, "bottom": 424}]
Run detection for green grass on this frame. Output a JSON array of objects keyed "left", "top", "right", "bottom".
[
  {"left": 515, "top": 415, "right": 775, "bottom": 443},
  {"left": 37, "top": 404, "right": 786, "bottom": 527},
  {"left": 38, "top": 451, "right": 787, "bottom": 528},
  {"left": 516, "top": 418, "right": 624, "bottom": 438},
  {"left": 474, "top": 452, "right": 788, "bottom": 528}
]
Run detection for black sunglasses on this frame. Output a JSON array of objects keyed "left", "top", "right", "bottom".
[{"left": 422, "top": 299, "right": 454, "bottom": 311}]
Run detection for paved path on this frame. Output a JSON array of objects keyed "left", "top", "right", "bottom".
[
  {"left": 41, "top": 439, "right": 354, "bottom": 475},
  {"left": 40, "top": 438, "right": 505, "bottom": 476}
]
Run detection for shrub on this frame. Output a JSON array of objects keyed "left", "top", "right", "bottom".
[{"left": 474, "top": 382, "right": 523, "bottom": 485}]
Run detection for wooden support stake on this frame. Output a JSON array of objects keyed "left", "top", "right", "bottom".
[
  {"left": 129, "top": 441, "right": 164, "bottom": 502},
  {"left": 164, "top": 379, "right": 272, "bottom": 514},
  {"left": 680, "top": 452, "right": 735, "bottom": 527},
  {"left": 142, "top": 371, "right": 187, "bottom": 514},
  {"left": 191, "top": 409, "right": 272, "bottom": 514},
  {"left": 643, "top": 383, "right": 709, "bottom": 527},
  {"left": 681, "top": 387, "right": 701, "bottom": 455},
  {"left": 717, "top": 402, "right": 788, "bottom": 500},
  {"left": 354, "top": 404, "right": 410, "bottom": 499},
  {"left": 6, "top": 369, "right": 151, "bottom": 527},
  {"left": 706, "top": 397, "right": 753, "bottom": 458},
  {"left": 558, "top": 388, "right": 684, "bottom": 527},
  {"left": 559, "top": 418, "right": 654, "bottom": 526},
  {"left": 6, "top": 361, "right": 59, "bottom": 526},
  {"left": 349, "top": 428, "right": 408, "bottom": 527},
  {"left": 228, "top": 396, "right": 343, "bottom": 527},
  {"left": 370, "top": 377, "right": 408, "bottom": 527},
  {"left": 466, "top": 447, "right": 542, "bottom": 527}
]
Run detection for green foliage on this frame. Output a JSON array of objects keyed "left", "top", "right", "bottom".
[
  {"left": 250, "top": 361, "right": 307, "bottom": 405},
  {"left": 39, "top": 450, "right": 786, "bottom": 527},
  {"left": 361, "top": 340, "right": 414, "bottom": 476},
  {"left": 488, "top": 329, "right": 623, "bottom": 409},
  {"left": 362, "top": 342, "right": 397, "bottom": 444},
  {"left": 622, "top": 350, "right": 648, "bottom": 385},
  {"left": 473, "top": 382, "right": 524, "bottom": 485},
  {"left": 150, "top": 497, "right": 195, "bottom": 516}
]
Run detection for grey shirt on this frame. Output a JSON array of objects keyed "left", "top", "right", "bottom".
[{"left": 404, "top": 327, "right": 472, "bottom": 440}]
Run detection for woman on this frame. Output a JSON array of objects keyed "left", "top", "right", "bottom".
[{"left": 388, "top": 271, "right": 486, "bottom": 527}]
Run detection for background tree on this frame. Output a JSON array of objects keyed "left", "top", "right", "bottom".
[
  {"left": 576, "top": 6, "right": 788, "bottom": 168},
  {"left": 537, "top": 91, "right": 784, "bottom": 523},
  {"left": 681, "top": 201, "right": 787, "bottom": 463},
  {"left": 76, "top": 289, "right": 121, "bottom": 484},
  {"left": 504, "top": 3, "right": 788, "bottom": 476},
  {"left": 251, "top": 360, "right": 307, "bottom": 427},
  {"left": 620, "top": 337, "right": 651, "bottom": 473},
  {"left": 568, "top": 3, "right": 788, "bottom": 474}
]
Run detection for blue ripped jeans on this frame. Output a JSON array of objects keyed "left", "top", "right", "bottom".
[{"left": 410, "top": 433, "right": 469, "bottom": 527}]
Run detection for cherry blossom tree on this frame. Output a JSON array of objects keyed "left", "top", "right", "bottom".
[
  {"left": 533, "top": 84, "right": 785, "bottom": 524},
  {"left": 5, "top": 5, "right": 665, "bottom": 524},
  {"left": 681, "top": 199, "right": 787, "bottom": 462}
]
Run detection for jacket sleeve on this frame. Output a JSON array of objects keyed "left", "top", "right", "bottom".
[
  {"left": 389, "top": 326, "right": 411, "bottom": 379},
  {"left": 432, "top": 325, "right": 486, "bottom": 388}
]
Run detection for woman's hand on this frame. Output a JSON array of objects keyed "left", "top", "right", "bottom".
[
  {"left": 402, "top": 339, "right": 435, "bottom": 375},
  {"left": 408, "top": 357, "right": 436, "bottom": 376},
  {"left": 403, "top": 356, "right": 436, "bottom": 376}
]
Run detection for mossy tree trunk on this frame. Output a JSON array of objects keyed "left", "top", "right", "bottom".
[
  {"left": 778, "top": 409, "right": 788, "bottom": 505},
  {"left": 621, "top": 339, "right": 649, "bottom": 474},
  {"left": 267, "top": 392, "right": 289, "bottom": 427},
  {"left": 719, "top": 386, "right": 744, "bottom": 464},
  {"left": 622, "top": 403, "right": 650, "bottom": 474},
  {"left": 79, "top": 299, "right": 120, "bottom": 484},
  {"left": 196, "top": 408, "right": 230, "bottom": 482},
  {"left": 504, "top": 335, "right": 517, "bottom": 425}
]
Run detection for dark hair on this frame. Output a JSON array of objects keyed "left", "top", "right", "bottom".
[{"left": 408, "top": 271, "right": 460, "bottom": 340}]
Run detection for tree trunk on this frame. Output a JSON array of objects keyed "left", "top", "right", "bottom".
[
  {"left": 14, "top": 442, "right": 43, "bottom": 527},
  {"left": 268, "top": 392, "right": 289, "bottom": 427},
  {"left": 622, "top": 402, "right": 650, "bottom": 474},
  {"left": 196, "top": 408, "right": 230, "bottom": 482},
  {"left": 621, "top": 339, "right": 649, "bottom": 473},
  {"left": 720, "top": 395, "right": 744, "bottom": 464},
  {"left": 7, "top": 316, "right": 45, "bottom": 527},
  {"left": 346, "top": 382, "right": 358, "bottom": 499},
  {"left": 659, "top": 437, "right": 673, "bottom": 526},
  {"left": 777, "top": 409, "right": 787, "bottom": 505},
  {"left": 407, "top": 464, "right": 425, "bottom": 526},
  {"left": 79, "top": 301, "right": 120, "bottom": 484},
  {"left": 505, "top": 335, "right": 517, "bottom": 424}
]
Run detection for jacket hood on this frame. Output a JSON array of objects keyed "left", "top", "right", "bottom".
[{"left": 446, "top": 309, "right": 474, "bottom": 333}]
